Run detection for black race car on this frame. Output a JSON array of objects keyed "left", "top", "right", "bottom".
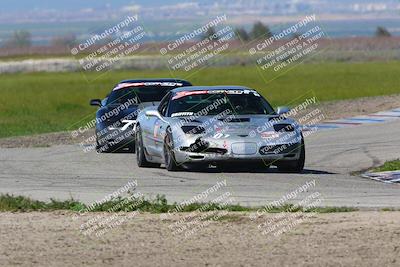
[{"left": 90, "top": 78, "right": 192, "bottom": 153}]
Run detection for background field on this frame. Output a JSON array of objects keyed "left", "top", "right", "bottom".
[{"left": 1, "top": 61, "right": 399, "bottom": 138}]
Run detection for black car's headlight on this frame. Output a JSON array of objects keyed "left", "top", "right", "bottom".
[{"left": 181, "top": 125, "right": 205, "bottom": 135}]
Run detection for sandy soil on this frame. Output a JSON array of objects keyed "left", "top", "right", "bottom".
[
  {"left": 0, "top": 130, "right": 94, "bottom": 148},
  {"left": 1, "top": 94, "right": 400, "bottom": 148},
  {"left": 1, "top": 211, "right": 399, "bottom": 266},
  {"left": 317, "top": 94, "right": 400, "bottom": 121}
]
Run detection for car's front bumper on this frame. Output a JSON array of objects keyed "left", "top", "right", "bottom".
[
  {"left": 173, "top": 135, "right": 303, "bottom": 164},
  {"left": 96, "top": 124, "right": 136, "bottom": 150}
]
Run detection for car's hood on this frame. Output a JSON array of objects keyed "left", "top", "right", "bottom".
[{"left": 173, "top": 114, "right": 298, "bottom": 134}]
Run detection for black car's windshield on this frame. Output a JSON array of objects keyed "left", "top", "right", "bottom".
[
  {"left": 107, "top": 86, "right": 174, "bottom": 105},
  {"left": 167, "top": 90, "right": 275, "bottom": 117}
]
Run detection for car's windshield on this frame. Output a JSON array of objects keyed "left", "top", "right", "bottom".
[
  {"left": 107, "top": 86, "right": 174, "bottom": 105},
  {"left": 167, "top": 91, "right": 275, "bottom": 117}
]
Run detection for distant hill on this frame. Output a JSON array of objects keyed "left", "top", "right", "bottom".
[
  {"left": 0, "top": 0, "right": 399, "bottom": 45},
  {"left": 2, "top": 0, "right": 399, "bottom": 13}
]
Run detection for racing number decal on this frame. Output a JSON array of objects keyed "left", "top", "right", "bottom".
[
  {"left": 120, "top": 120, "right": 136, "bottom": 131},
  {"left": 108, "top": 120, "right": 136, "bottom": 131}
]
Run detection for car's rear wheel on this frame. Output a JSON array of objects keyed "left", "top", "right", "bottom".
[
  {"left": 276, "top": 139, "right": 305, "bottom": 173},
  {"left": 164, "top": 130, "right": 180, "bottom": 171},
  {"left": 136, "top": 125, "right": 160, "bottom": 168}
]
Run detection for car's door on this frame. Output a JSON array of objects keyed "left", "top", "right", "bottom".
[
  {"left": 152, "top": 93, "right": 172, "bottom": 156},
  {"left": 142, "top": 93, "right": 170, "bottom": 157}
]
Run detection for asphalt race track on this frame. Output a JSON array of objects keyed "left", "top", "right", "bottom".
[{"left": 1, "top": 120, "right": 400, "bottom": 208}]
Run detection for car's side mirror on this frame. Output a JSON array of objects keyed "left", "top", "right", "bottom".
[
  {"left": 276, "top": 106, "right": 290, "bottom": 115},
  {"left": 145, "top": 110, "right": 162, "bottom": 119},
  {"left": 90, "top": 99, "right": 102, "bottom": 107}
]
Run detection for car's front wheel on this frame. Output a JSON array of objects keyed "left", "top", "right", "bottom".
[
  {"left": 276, "top": 139, "right": 305, "bottom": 173},
  {"left": 136, "top": 125, "right": 160, "bottom": 168},
  {"left": 163, "top": 130, "right": 180, "bottom": 171}
]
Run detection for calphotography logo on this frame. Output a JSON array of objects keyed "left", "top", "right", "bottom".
[
  {"left": 70, "top": 15, "right": 146, "bottom": 80},
  {"left": 250, "top": 179, "right": 323, "bottom": 238},
  {"left": 161, "top": 180, "right": 236, "bottom": 239},
  {"left": 72, "top": 180, "right": 144, "bottom": 238},
  {"left": 160, "top": 14, "right": 236, "bottom": 74},
  {"left": 69, "top": 96, "right": 141, "bottom": 153},
  {"left": 249, "top": 14, "right": 329, "bottom": 82}
]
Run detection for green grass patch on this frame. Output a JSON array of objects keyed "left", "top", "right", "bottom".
[
  {"left": 371, "top": 159, "right": 400, "bottom": 172},
  {"left": 0, "top": 194, "right": 84, "bottom": 212},
  {"left": 1, "top": 61, "right": 400, "bottom": 138},
  {"left": 381, "top": 208, "right": 398, "bottom": 211},
  {"left": 307, "top": 206, "right": 359, "bottom": 213},
  {"left": 0, "top": 194, "right": 359, "bottom": 214},
  {"left": 0, "top": 194, "right": 254, "bottom": 213}
]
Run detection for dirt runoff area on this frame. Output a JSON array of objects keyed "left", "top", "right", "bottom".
[{"left": 1, "top": 211, "right": 399, "bottom": 266}]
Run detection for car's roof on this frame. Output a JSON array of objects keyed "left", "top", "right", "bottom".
[
  {"left": 119, "top": 78, "right": 192, "bottom": 85},
  {"left": 172, "top": 85, "right": 252, "bottom": 93}
]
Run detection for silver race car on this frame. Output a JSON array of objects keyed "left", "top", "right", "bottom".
[{"left": 135, "top": 86, "right": 305, "bottom": 172}]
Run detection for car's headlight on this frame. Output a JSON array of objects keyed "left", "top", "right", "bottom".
[
  {"left": 106, "top": 121, "right": 120, "bottom": 130},
  {"left": 181, "top": 125, "right": 205, "bottom": 135}
]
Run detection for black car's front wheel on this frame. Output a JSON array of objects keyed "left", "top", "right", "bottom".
[{"left": 136, "top": 125, "right": 160, "bottom": 168}]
